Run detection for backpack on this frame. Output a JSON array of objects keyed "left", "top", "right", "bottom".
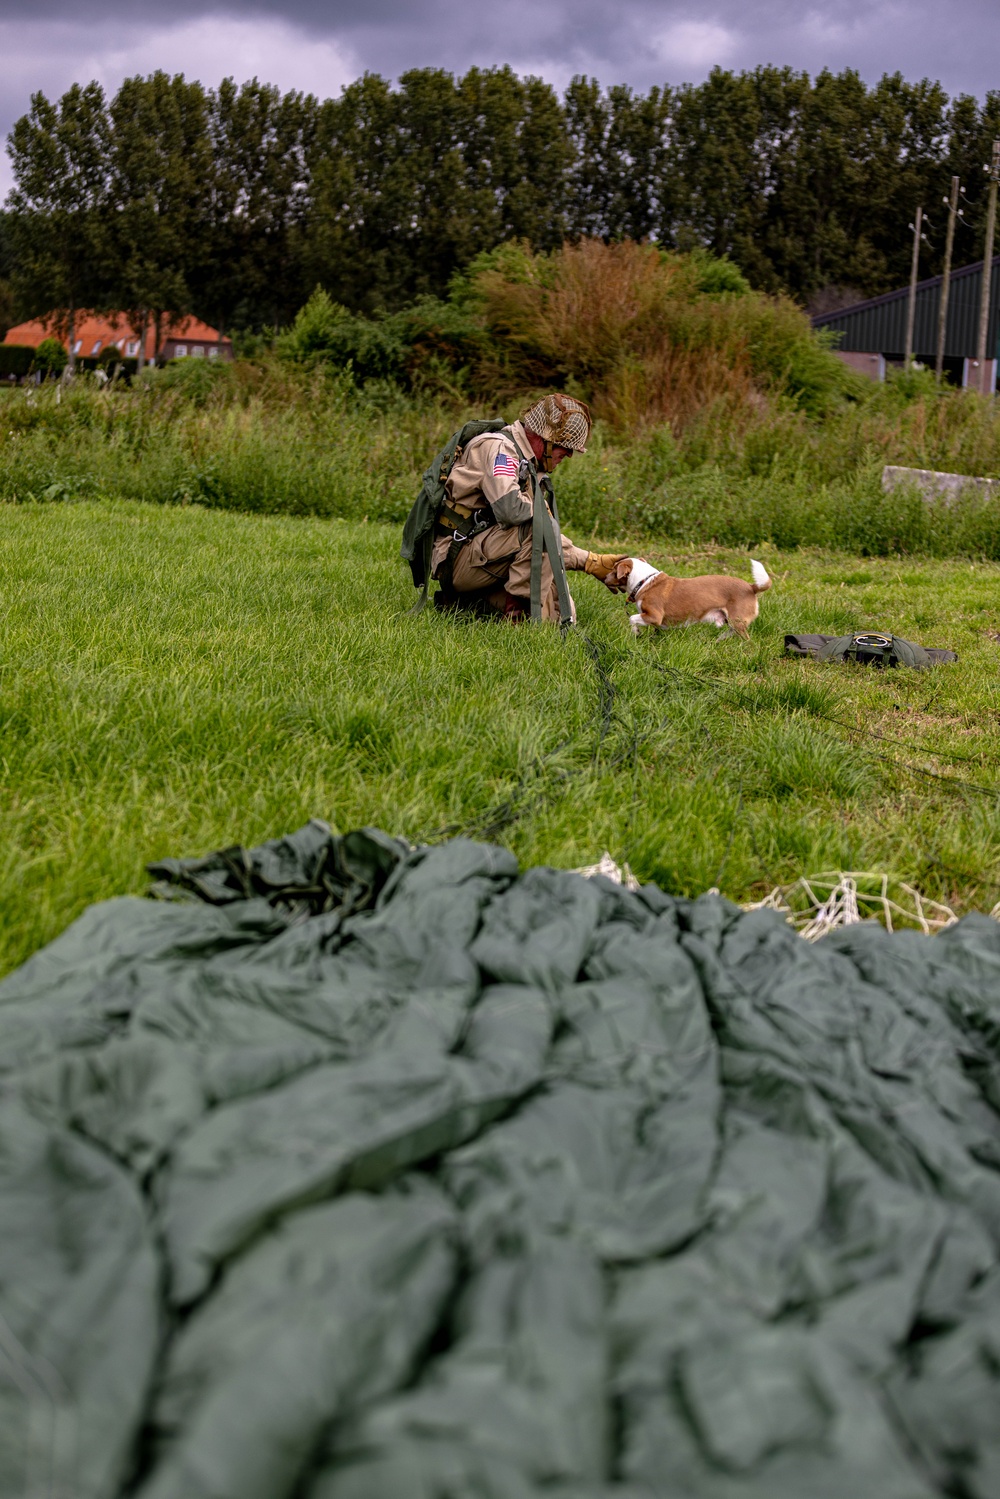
[
  {"left": 784, "top": 632, "right": 957, "bottom": 668},
  {"left": 400, "top": 418, "right": 507, "bottom": 610}
]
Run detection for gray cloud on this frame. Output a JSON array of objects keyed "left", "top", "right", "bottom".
[{"left": 2, "top": 2, "right": 999, "bottom": 198}]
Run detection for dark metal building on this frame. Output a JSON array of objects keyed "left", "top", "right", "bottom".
[{"left": 812, "top": 256, "right": 1000, "bottom": 388}]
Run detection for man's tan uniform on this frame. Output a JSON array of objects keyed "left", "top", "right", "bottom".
[{"left": 431, "top": 419, "right": 589, "bottom": 621}]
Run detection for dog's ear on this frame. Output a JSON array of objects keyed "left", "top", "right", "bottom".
[{"left": 605, "top": 558, "right": 632, "bottom": 592}]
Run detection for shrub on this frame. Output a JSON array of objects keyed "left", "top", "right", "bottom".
[
  {"left": 146, "top": 355, "right": 231, "bottom": 404},
  {"left": 387, "top": 297, "right": 486, "bottom": 393},
  {"left": 34, "top": 337, "right": 68, "bottom": 377},
  {"left": 95, "top": 349, "right": 138, "bottom": 381},
  {"left": 270, "top": 243, "right": 852, "bottom": 432},
  {"left": 461, "top": 238, "right": 855, "bottom": 432},
  {"left": 277, "top": 287, "right": 407, "bottom": 383},
  {"left": 688, "top": 249, "right": 751, "bottom": 297}
]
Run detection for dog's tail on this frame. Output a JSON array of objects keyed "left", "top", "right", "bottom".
[{"left": 750, "top": 559, "right": 772, "bottom": 594}]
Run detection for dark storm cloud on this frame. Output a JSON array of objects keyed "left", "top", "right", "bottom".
[
  {"left": 265, "top": 0, "right": 1000, "bottom": 98},
  {"left": 2, "top": 1, "right": 999, "bottom": 194},
  {"left": 1, "top": 1, "right": 999, "bottom": 92}
]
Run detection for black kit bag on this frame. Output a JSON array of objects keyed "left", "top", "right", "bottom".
[{"left": 784, "top": 631, "right": 957, "bottom": 668}]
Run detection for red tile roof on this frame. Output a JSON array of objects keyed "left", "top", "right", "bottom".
[{"left": 3, "top": 312, "right": 230, "bottom": 358}]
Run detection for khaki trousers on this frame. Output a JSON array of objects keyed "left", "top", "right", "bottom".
[{"left": 432, "top": 524, "right": 588, "bottom": 621}]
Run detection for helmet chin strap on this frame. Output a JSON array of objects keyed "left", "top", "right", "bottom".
[{"left": 539, "top": 439, "right": 558, "bottom": 474}]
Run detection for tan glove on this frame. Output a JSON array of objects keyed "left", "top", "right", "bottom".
[{"left": 584, "top": 552, "right": 625, "bottom": 579}]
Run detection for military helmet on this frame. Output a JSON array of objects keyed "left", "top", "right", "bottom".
[{"left": 521, "top": 393, "right": 592, "bottom": 454}]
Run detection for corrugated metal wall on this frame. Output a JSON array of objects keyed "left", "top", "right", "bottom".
[{"left": 812, "top": 256, "right": 1000, "bottom": 358}]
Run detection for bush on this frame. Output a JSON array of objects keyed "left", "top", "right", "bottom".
[
  {"left": 34, "top": 337, "right": 68, "bottom": 377},
  {"left": 272, "top": 244, "right": 831, "bottom": 429},
  {"left": 460, "top": 238, "right": 856, "bottom": 432},
  {"left": 146, "top": 355, "right": 231, "bottom": 404},
  {"left": 0, "top": 344, "right": 34, "bottom": 380},
  {"left": 388, "top": 297, "right": 487, "bottom": 393},
  {"left": 95, "top": 346, "right": 137, "bottom": 378},
  {"left": 277, "top": 288, "right": 408, "bottom": 383},
  {"left": 688, "top": 248, "right": 752, "bottom": 297},
  {"left": 230, "top": 328, "right": 276, "bottom": 360},
  {"left": 275, "top": 287, "right": 492, "bottom": 396}
]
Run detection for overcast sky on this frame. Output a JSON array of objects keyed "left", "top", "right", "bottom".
[{"left": 1, "top": 1, "right": 998, "bottom": 198}]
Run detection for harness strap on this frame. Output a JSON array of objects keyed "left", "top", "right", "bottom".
[
  {"left": 530, "top": 475, "right": 545, "bottom": 621},
  {"left": 527, "top": 470, "right": 575, "bottom": 629},
  {"left": 407, "top": 531, "right": 433, "bottom": 615},
  {"left": 434, "top": 512, "right": 497, "bottom": 595},
  {"left": 437, "top": 502, "right": 475, "bottom": 532},
  {"left": 541, "top": 481, "right": 573, "bottom": 632}
]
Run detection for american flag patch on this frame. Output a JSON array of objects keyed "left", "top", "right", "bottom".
[{"left": 493, "top": 451, "right": 519, "bottom": 479}]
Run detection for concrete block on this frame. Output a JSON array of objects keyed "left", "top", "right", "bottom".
[{"left": 881, "top": 464, "right": 1000, "bottom": 503}]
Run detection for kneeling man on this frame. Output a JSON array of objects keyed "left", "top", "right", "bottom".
[{"left": 431, "top": 393, "right": 619, "bottom": 622}]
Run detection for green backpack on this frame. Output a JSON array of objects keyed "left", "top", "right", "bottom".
[
  {"left": 784, "top": 632, "right": 957, "bottom": 668},
  {"left": 817, "top": 633, "right": 932, "bottom": 669},
  {"left": 400, "top": 418, "right": 507, "bottom": 611}
]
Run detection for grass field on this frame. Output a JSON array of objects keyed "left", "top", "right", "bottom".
[{"left": 3, "top": 497, "right": 1000, "bottom": 976}]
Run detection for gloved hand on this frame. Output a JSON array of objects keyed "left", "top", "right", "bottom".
[{"left": 584, "top": 552, "right": 625, "bottom": 579}]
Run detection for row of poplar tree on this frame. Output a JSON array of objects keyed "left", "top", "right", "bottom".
[{"left": 3, "top": 65, "right": 1000, "bottom": 336}]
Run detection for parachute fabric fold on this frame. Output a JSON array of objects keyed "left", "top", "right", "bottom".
[{"left": 2, "top": 822, "right": 1000, "bottom": 1498}]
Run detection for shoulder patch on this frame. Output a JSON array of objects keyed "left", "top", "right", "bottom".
[{"left": 493, "top": 450, "right": 520, "bottom": 480}]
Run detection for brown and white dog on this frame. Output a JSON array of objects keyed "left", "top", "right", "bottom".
[{"left": 604, "top": 557, "right": 772, "bottom": 638}]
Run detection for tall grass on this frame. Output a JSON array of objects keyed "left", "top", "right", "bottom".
[
  {"left": 0, "top": 361, "right": 446, "bottom": 524},
  {"left": 8, "top": 240, "right": 1000, "bottom": 559},
  {"left": 555, "top": 418, "right": 1000, "bottom": 558}
]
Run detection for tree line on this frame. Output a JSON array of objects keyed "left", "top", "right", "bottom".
[{"left": 3, "top": 65, "right": 1000, "bottom": 347}]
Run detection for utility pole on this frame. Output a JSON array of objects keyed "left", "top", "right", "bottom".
[
  {"left": 935, "top": 176, "right": 961, "bottom": 383},
  {"left": 974, "top": 139, "right": 1000, "bottom": 393},
  {"left": 904, "top": 206, "right": 923, "bottom": 372}
]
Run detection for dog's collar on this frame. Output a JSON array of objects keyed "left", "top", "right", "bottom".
[{"left": 627, "top": 571, "right": 662, "bottom": 603}]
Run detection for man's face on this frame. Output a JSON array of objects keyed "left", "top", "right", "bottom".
[{"left": 525, "top": 429, "right": 574, "bottom": 472}]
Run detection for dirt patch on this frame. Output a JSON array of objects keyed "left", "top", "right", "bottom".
[{"left": 878, "top": 707, "right": 983, "bottom": 742}]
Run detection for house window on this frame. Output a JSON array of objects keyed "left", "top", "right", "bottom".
[
  {"left": 208, "top": 347, "right": 219, "bottom": 360},
  {"left": 126, "top": 340, "right": 139, "bottom": 356},
  {"left": 73, "top": 339, "right": 83, "bottom": 354},
  {"left": 192, "top": 346, "right": 205, "bottom": 357},
  {"left": 175, "top": 344, "right": 187, "bottom": 358},
  {"left": 92, "top": 340, "right": 102, "bottom": 355}
]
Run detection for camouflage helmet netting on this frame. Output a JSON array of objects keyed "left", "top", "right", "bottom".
[{"left": 522, "top": 393, "right": 592, "bottom": 453}]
